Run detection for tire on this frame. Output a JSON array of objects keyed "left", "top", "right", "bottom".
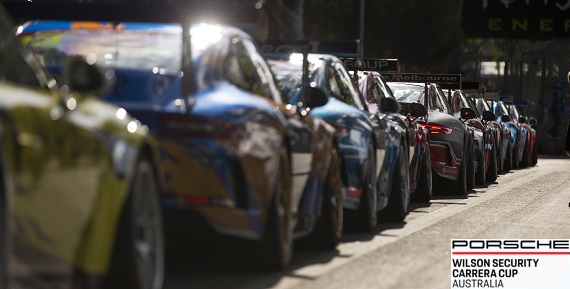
[
  {"left": 496, "top": 142, "right": 503, "bottom": 174},
  {"left": 503, "top": 142, "right": 512, "bottom": 172},
  {"left": 105, "top": 157, "right": 165, "bottom": 289},
  {"left": 466, "top": 142, "right": 476, "bottom": 191},
  {"left": 451, "top": 143, "right": 468, "bottom": 195},
  {"left": 474, "top": 149, "right": 486, "bottom": 186},
  {"left": 302, "top": 146, "right": 343, "bottom": 250},
  {"left": 486, "top": 145, "right": 498, "bottom": 182},
  {"left": 519, "top": 140, "right": 529, "bottom": 168},
  {"left": 378, "top": 142, "right": 410, "bottom": 222},
  {"left": 411, "top": 147, "right": 432, "bottom": 203},
  {"left": 0, "top": 162, "right": 6, "bottom": 289},
  {"left": 260, "top": 146, "right": 293, "bottom": 270},
  {"left": 512, "top": 139, "right": 519, "bottom": 170},
  {"left": 355, "top": 142, "right": 378, "bottom": 232},
  {"left": 531, "top": 141, "right": 538, "bottom": 166}
]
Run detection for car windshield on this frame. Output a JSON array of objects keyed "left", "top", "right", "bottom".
[
  {"left": 268, "top": 60, "right": 303, "bottom": 102},
  {"left": 387, "top": 83, "right": 424, "bottom": 103},
  {"left": 18, "top": 21, "right": 233, "bottom": 105},
  {"left": 460, "top": 93, "right": 474, "bottom": 110},
  {"left": 20, "top": 22, "right": 183, "bottom": 74},
  {"left": 509, "top": 104, "right": 520, "bottom": 120},
  {"left": 20, "top": 22, "right": 230, "bottom": 76},
  {"left": 499, "top": 102, "right": 510, "bottom": 117},
  {"left": 450, "top": 90, "right": 477, "bottom": 115},
  {"left": 267, "top": 55, "right": 322, "bottom": 104},
  {"left": 478, "top": 98, "right": 492, "bottom": 112}
]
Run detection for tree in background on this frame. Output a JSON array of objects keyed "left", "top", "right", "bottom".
[
  {"left": 266, "top": 0, "right": 464, "bottom": 73},
  {"left": 101, "top": 0, "right": 466, "bottom": 73},
  {"left": 266, "top": 0, "right": 304, "bottom": 40},
  {"left": 363, "top": 0, "right": 463, "bottom": 73},
  {"left": 303, "top": 0, "right": 356, "bottom": 40}
]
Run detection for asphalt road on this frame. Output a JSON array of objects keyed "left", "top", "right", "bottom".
[{"left": 163, "top": 155, "right": 570, "bottom": 289}]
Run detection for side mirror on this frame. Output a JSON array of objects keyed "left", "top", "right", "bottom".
[
  {"left": 303, "top": 86, "right": 328, "bottom": 109},
  {"left": 379, "top": 97, "right": 401, "bottom": 114},
  {"left": 518, "top": 116, "right": 527, "bottom": 124},
  {"left": 409, "top": 102, "right": 427, "bottom": 118},
  {"left": 460, "top": 107, "right": 476, "bottom": 120},
  {"left": 482, "top": 110, "right": 497, "bottom": 122},
  {"left": 64, "top": 55, "right": 108, "bottom": 96},
  {"left": 500, "top": 115, "right": 511, "bottom": 122}
]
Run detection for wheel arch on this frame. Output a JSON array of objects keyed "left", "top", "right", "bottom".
[
  {"left": 137, "top": 142, "right": 161, "bottom": 186},
  {"left": 0, "top": 114, "right": 7, "bottom": 289}
]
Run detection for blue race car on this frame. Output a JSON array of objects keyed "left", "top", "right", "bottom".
[
  {"left": 487, "top": 99, "right": 527, "bottom": 171},
  {"left": 0, "top": 4, "right": 165, "bottom": 288},
  {"left": 268, "top": 53, "right": 411, "bottom": 230},
  {"left": 19, "top": 11, "right": 344, "bottom": 269}
]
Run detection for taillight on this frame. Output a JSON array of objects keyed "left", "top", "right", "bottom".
[
  {"left": 420, "top": 123, "right": 453, "bottom": 135},
  {"left": 346, "top": 187, "right": 362, "bottom": 199}
]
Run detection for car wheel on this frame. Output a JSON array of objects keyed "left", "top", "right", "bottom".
[
  {"left": 378, "top": 142, "right": 410, "bottom": 222},
  {"left": 302, "top": 145, "right": 343, "bottom": 250},
  {"left": 0, "top": 162, "right": 6, "bottom": 289},
  {"left": 503, "top": 142, "right": 513, "bottom": 172},
  {"left": 496, "top": 142, "right": 503, "bottom": 174},
  {"left": 475, "top": 149, "right": 486, "bottom": 186},
  {"left": 495, "top": 145, "right": 505, "bottom": 175},
  {"left": 451, "top": 143, "right": 468, "bottom": 195},
  {"left": 466, "top": 142, "right": 476, "bottom": 191},
  {"left": 512, "top": 139, "right": 520, "bottom": 169},
  {"left": 355, "top": 142, "right": 378, "bottom": 232},
  {"left": 411, "top": 147, "right": 432, "bottom": 203},
  {"left": 519, "top": 140, "right": 529, "bottom": 168},
  {"left": 260, "top": 146, "right": 293, "bottom": 270},
  {"left": 531, "top": 141, "right": 538, "bottom": 166},
  {"left": 105, "top": 157, "right": 165, "bottom": 289},
  {"left": 486, "top": 145, "right": 498, "bottom": 182}
]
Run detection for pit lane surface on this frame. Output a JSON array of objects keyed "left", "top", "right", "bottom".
[{"left": 164, "top": 155, "right": 570, "bottom": 289}]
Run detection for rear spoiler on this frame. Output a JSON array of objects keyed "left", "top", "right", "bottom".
[
  {"left": 461, "top": 81, "right": 483, "bottom": 97},
  {"left": 383, "top": 72, "right": 461, "bottom": 86},
  {"left": 500, "top": 95, "right": 514, "bottom": 103},
  {"left": 260, "top": 39, "right": 358, "bottom": 90},
  {"left": 383, "top": 73, "right": 461, "bottom": 107},
  {"left": 2, "top": 0, "right": 263, "bottom": 112},
  {"left": 260, "top": 39, "right": 358, "bottom": 58},
  {"left": 339, "top": 57, "right": 401, "bottom": 80},
  {"left": 339, "top": 58, "right": 400, "bottom": 72},
  {"left": 485, "top": 92, "right": 500, "bottom": 100}
]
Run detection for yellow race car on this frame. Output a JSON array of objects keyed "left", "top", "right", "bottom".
[{"left": 0, "top": 4, "right": 164, "bottom": 289}]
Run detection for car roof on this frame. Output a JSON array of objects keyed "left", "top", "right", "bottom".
[{"left": 19, "top": 20, "right": 251, "bottom": 40}]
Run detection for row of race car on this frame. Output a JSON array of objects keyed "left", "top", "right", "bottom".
[{"left": 0, "top": 2, "right": 538, "bottom": 289}]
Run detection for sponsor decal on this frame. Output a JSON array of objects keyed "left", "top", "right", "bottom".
[
  {"left": 383, "top": 73, "right": 461, "bottom": 84},
  {"left": 451, "top": 239, "right": 570, "bottom": 288},
  {"left": 463, "top": 0, "right": 570, "bottom": 38},
  {"left": 260, "top": 41, "right": 320, "bottom": 55},
  {"left": 260, "top": 40, "right": 358, "bottom": 57},
  {"left": 340, "top": 57, "right": 400, "bottom": 72}
]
